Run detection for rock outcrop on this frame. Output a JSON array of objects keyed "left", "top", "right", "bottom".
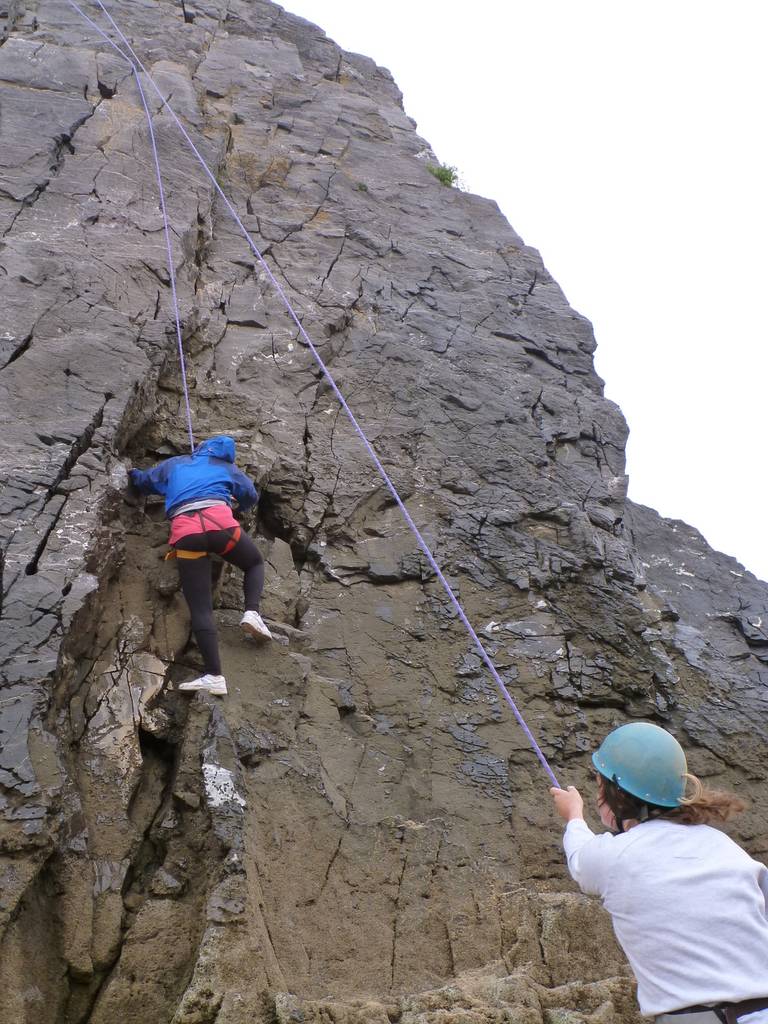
[{"left": 1, "top": 2, "right": 766, "bottom": 1022}]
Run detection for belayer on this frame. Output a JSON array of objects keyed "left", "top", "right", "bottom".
[
  {"left": 129, "top": 435, "right": 272, "bottom": 696},
  {"left": 550, "top": 722, "right": 768, "bottom": 1024}
]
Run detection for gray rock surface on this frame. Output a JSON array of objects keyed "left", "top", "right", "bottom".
[{"left": 0, "top": 2, "right": 766, "bottom": 1022}]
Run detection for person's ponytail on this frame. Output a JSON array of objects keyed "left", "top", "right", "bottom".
[{"left": 670, "top": 773, "right": 746, "bottom": 825}]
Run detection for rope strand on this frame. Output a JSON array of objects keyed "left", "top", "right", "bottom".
[
  {"left": 65, "top": 0, "right": 560, "bottom": 788},
  {"left": 66, "top": 0, "right": 195, "bottom": 450},
  {"left": 132, "top": 70, "right": 195, "bottom": 452}
]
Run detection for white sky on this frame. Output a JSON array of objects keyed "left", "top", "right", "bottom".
[{"left": 285, "top": 1, "right": 768, "bottom": 583}]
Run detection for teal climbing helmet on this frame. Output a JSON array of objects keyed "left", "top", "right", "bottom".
[{"left": 592, "top": 722, "right": 688, "bottom": 808}]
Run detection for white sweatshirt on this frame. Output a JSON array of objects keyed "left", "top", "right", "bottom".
[{"left": 563, "top": 818, "right": 768, "bottom": 1016}]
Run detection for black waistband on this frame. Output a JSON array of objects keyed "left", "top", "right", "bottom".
[
  {"left": 669, "top": 1008, "right": 720, "bottom": 1016},
  {"left": 668, "top": 999, "right": 768, "bottom": 1021}
]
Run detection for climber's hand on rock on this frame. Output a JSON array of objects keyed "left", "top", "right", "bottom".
[
  {"left": 109, "top": 461, "right": 130, "bottom": 492},
  {"left": 550, "top": 785, "right": 584, "bottom": 822},
  {"left": 122, "top": 466, "right": 143, "bottom": 505}
]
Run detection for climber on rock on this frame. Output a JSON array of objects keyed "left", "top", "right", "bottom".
[
  {"left": 550, "top": 722, "right": 768, "bottom": 1024},
  {"left": 129, "top": 435, "right": 272, "bottom": 696}
]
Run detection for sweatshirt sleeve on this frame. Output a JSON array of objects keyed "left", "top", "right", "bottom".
[
  {"left": 129, "top": 461, "right": 170, "bottom": 496},
  {"left": 230, "top": 467, "right": 259, "bottom": 511},
  {"left": 562, "top": 819, "right": 618, "bottom": 897},
  {"left": 758, "top": 864, "right": 768, "bottom": 917}
]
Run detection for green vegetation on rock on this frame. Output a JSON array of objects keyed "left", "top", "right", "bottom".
[{"left": 427, "top": 162, "right": 459, "bottom": 187}]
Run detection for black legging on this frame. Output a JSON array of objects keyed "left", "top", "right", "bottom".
[{"left": 175, "top": 527, "right": 265, "bottom": 676}]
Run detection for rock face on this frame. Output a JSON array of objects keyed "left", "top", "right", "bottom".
[{"left": 0, "top": 2, "right": 766, "bottom": 1022}]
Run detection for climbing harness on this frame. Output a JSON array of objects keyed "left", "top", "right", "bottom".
[
  {"left": 165, "top": 507, "right": 242, "bottom": 559},
  {"left": 64, "top": 0, "right": 561, "bottom": 789},
  {"left": 165, "top": 525, "right": 242, "bottom": 560}
]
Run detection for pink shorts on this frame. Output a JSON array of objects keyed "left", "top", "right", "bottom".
[{"left": 168, "top": 504, "right": 238, "bottom": 545}]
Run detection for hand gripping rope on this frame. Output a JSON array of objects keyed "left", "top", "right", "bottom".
[{"left": 65, "top": 0, "right": 561, "bottom": 789}]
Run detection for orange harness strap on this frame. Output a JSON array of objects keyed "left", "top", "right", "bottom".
[
  {"left": 220, "top": 525, "right": 241, "bottom": 555},
  {"left": 165, "top": 525, "right": 241, "bottom": 560},
  {"left": 164, "top": 548, "right": 208, "bottom": 560}
]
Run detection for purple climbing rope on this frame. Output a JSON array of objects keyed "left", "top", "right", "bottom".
[
  {"left": 66, "top": 0, "right": 561, "bottom": 789},
  {"left": 65, "top": 1, "right": 195, "bottom": 451},
  {"left": 132, "top": 74, "right": 195, "bottom": 453}
]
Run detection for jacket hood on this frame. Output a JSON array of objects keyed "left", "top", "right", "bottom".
[{"left": 194, "top": 436, "right": 236, "bottom": 462}]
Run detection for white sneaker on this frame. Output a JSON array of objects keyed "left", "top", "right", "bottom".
[
  {"left": 240, "top": 610, "right": 273, "bottom": 642},
  {"left": 178, "top": 674, "right": 228, "bottom": 696}
]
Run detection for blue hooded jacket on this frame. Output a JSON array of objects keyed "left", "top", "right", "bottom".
[{"left": 129, "top": 436, "right": 258, "bottom": 518}]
